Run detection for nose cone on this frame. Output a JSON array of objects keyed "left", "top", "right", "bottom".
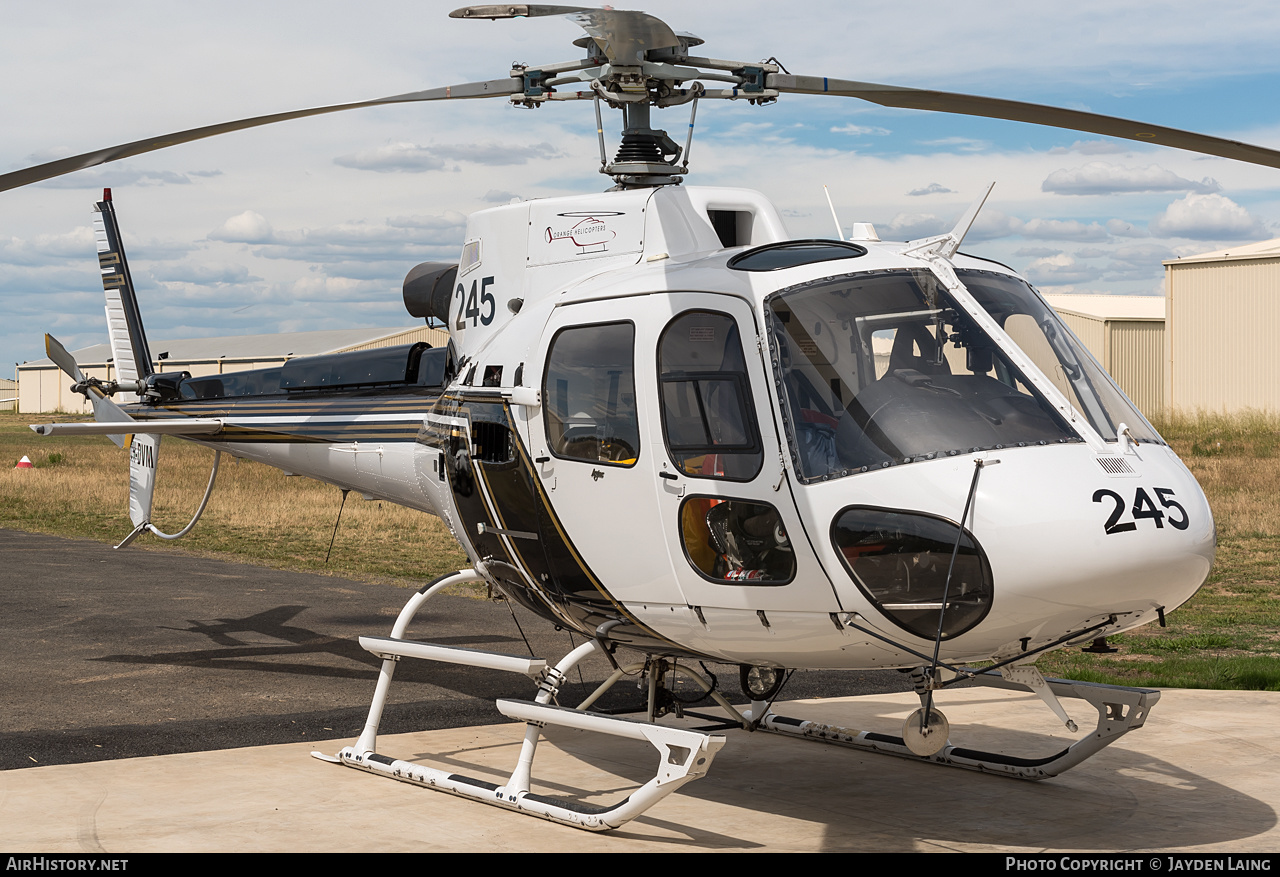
[
  {"left": 806, "top": 443, "right": 1213, "bottom": 662},
  {"left": 961, "top": 443, "right": 1213, "bottom": 655}
]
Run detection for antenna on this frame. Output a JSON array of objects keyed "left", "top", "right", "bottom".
[
  {"left": 904, "top": 182, "right": 996, "bottom": 259},
  {"left": 823, "top": 185, "right": 844, "bottom": 240}
]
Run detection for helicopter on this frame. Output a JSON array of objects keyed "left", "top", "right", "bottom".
[{"left": 9, "top": 5, "right": 1278, "bottom": 833}]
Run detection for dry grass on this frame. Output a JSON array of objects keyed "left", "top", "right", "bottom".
[
  {"left": 1165, "top": 409, "right": 1280, "bottom": 538},
  {"left": 1038, "top": 409, "right": 1280, "bottom": 689},
  {"left": 0, "top": 412, "right": 467, "bottom": 586}
]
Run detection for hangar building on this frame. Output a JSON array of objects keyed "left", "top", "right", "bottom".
[{"left": 1163, "top": 239, "right": 1280, "bottom": 414}]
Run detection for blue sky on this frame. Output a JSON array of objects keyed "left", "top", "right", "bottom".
[{"left": 4, "top": 1, "right": 1280, "bottom": 370}]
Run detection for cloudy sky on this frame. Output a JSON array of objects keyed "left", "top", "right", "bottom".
[{"left": 4, "top": 1, "right": 1280, "bottom": 370}]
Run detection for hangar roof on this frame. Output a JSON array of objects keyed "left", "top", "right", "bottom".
[
  {"left": 1163, "top": 238, "right": 1280, "bottom": 266},
  {"left": 1043, "top": 294, "right": 1165, "bottom": 321}
]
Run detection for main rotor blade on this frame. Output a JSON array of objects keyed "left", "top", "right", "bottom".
[
  {"left": 0, "top": 78, "right": 521, "bottom": 194},
  {"left": 770, "top": 74, "right": 1280, "bottom": 170}
]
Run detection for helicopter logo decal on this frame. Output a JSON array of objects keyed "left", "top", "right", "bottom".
[{"left": 545, "top": 211, "right": 622, "bottom": 254}]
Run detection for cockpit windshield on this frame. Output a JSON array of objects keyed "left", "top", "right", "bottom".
[{"left": 766, "top": 269, "right": 1081, "bottom": 483}]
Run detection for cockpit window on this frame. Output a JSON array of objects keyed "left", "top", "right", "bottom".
[
  {"left": 658, "top": 310, "right": 763, "bottom": 480},
  {"left": 728, "top": 240, "right": 868, "bottom": 272},
  {"left": 544, "top": 322, "right": 640, "bottom": 466},
  {"left": 766, "top": 269, "right": 1079, "bottom": 482}
]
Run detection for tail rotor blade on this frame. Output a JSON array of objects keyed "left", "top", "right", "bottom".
[{"left": 45, "top": 334, "right": 85, "bottom": 384}]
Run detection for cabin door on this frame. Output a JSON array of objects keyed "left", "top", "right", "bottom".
[
  {"left": 523, "top": 299, "right": 686, "bottom": 615},
  {"left": 639, "top": 293, "right": 839, "bottom": 618}
]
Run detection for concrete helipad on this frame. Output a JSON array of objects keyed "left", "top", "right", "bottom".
[{"left": 4, "top": 688, "right": 1278, "bottom": 852}]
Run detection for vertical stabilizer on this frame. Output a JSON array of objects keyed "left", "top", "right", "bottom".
[{"left": 93, "top": 188, "right": 153, "bottom": 383}]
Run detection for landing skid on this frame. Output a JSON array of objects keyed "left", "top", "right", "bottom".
[
  {"left": 316, "top": 569, "right": 1162, "bottom": 831},
  {"left": 749, "top": 674, "right": 1160, "bottom": 780},
  {"left": 312, "top": 569, "right": 725, "bottom": 831}
]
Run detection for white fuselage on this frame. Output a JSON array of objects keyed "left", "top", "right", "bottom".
[{"left": 170, "top": 185, "right": 1213, "bottom": 671}]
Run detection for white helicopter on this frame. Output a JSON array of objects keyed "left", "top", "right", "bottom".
[{"left": 9, "top": 4, "right": 1275, "bottom": 832}]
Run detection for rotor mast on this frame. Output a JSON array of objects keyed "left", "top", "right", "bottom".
[{"left": 457, "top": 5, "right": 780, "bottom": 189}]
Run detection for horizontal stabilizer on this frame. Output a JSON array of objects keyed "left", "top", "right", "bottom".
[{"left": 30, "top": 419, "right": 223, "bottom": 437}]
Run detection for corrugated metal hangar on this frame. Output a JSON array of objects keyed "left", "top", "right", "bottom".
[
  {"left": 1042, "top": 294, "right": 1166, "bottom": 417},
  {"left": 1163, "top": 238, "right": 1280, "bottom": 414},
  {"left": 17, "top": 325, "right": 447, "bottom": 414}
]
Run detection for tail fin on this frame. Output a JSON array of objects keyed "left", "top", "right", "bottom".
[{"left": 93, "top": 188, "right": 153, "bottom": 384}]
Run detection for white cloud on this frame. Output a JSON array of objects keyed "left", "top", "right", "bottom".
[
  {"left": 907, "top": 182, "right": 955, "bottom": 196},
  {"left": 831, "top": 124, "right": 890, "bottom": 136},
  {"left": 148, "top": 262, "right": 256, "bottom": 285},
  {"left": 209, "top": 211, "right": 275, "bottom": 244},
  {"left": 1148, "top": 193, "right": 1268, "bottom": 240},
  {"left": 211, "top": 213, "right": 469, "bottom": 265},
  {"left": 918, "top": 137, "right": 989, "bottom": 152},
  {"left": 1103, "top": 243, "right": 1174, "bottom": 280},
  {"left": 334, "top": 142, "right": 446, "bottom": 173},
  {"left": 0, "top": 226, "right": 96, "bottom": 264},
  {"left": 1048, "top": 140, "right": 1129, "bottom": 156},
  {"left": 433, "top": 142, "right": 563, "bottom": 166},
  {"left": 968, "top": 210, "right": 1024, "bottom": 241},
  {"left": 335, "top": 141, "right": 563, "bottom": 173},
  {"left": 1023, "top": 253, "right": 1102, "bottom": 285},
  {"left": 1042, "top": 162, "right": 1221, "bottom": 195},
  {"left": 1106, "top": 218, "right": 1149, "bottom": 238},
  {"left": 1017, "top": 217, "right": 1111, "bottom": 241},
  {"left": 880, "top": 213, "right": 948, "bottom": 239},
  {"left": 40, "top": 168, "right": 222, "bottom": 189}
]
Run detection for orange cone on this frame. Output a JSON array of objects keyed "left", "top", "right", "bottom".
[{"left": 14, "top": 456, "right": 33, "bottom": 469}]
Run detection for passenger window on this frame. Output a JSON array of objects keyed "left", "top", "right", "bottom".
[
  {"left": 680, "top": 497, "right": 795, "bottom": 585},
  {"left": 544, "top": 322, "right": 640, "bottom": 466},
  {"left": 658, "top": 311, "right": 763, "bottom": 480}
]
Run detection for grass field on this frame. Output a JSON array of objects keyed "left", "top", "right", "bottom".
[{"left": 2, "top": 409, "right": 1277, "bottom": 689}]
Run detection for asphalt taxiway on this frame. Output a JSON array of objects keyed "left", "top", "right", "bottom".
[{"left": 3, "top": 529, "right": 1279, "bottom": 852}]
